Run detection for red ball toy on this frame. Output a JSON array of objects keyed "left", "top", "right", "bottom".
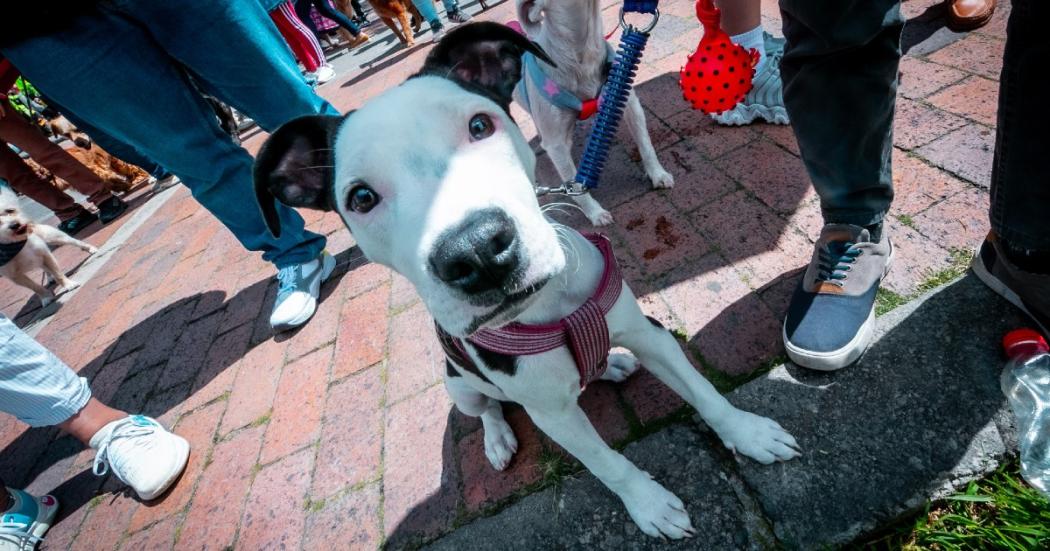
[{"left": 679, "top": 0, "right": 760, "bottom": 114}]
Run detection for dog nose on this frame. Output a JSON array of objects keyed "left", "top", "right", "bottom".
[
  {"left": 429, "top": 209, "right": 520, "bottom": 294},
  {"left": 8, "top": 222, "right": 20, "bottom": 230}
]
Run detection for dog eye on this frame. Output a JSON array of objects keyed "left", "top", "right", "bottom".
[
  {"left": 468, "top": 114, "right": 495, "bottom": 141},
  {"left": 3, "top": 209, "right": 14, "bottom": 214},
  {"left": 347, "top": 184, "right": 381, "bottom": 214}
]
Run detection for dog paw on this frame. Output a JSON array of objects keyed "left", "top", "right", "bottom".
[
  {"left": 714, "top": 410, "right": 801, "bottom": 464},
  {"left": 56, "top": 280, "right": 82, "bottom": 295},
  {"left": 621, "top": 476, "right": 695, "bottom": 539},
  {"left": 585, "top": 208, "right": 614, "bottom": 227},
  {"left": 39, "top": 294, "right": 55, "bottom": 307},
  {"left": 87, "top": 246, "right": 99, "bottom": 255},
  {"left": 600, "top": 352, "right": 640, "bottom": 383},
  {"left": 649, "top": 168, "right": 675, "bottom": 189},
  {"left": 483, "top": 417, "right": 518, "bottom": 471}
]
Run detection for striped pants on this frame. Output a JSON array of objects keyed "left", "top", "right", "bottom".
[
  {"left": 269, "top": 0, "right": 327, "bottom": 72},
  {"left": 0, "top": 316, "right": 90, "bottom": 428}
]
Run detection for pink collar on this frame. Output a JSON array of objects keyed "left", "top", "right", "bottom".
[{"left": 438, "top": 232, "right": 623, "bottom": 388}]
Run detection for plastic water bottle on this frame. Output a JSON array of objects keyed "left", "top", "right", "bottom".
[{"left": 1002, "top": 328, "right": 1050, "bottom": 498}]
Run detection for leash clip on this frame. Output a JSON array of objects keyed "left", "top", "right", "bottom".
[
  {"left": 618, "top": 7, "right": 660, "bottom": 34},
  {"left": 535, "top": 181, "right": 589, "bottom": 197}
]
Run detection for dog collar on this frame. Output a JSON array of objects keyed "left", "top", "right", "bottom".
[
  {"left": 0, "top": 240, "right": 26, "bottom": 267},
  {"left": 516, "top": 44, "right": 615, "bottom": 121},
  {"left": 437, "top": 232, "right": 622, "bottom": 388}
]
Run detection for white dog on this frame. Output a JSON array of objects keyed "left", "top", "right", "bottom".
[
  {"left": 514, "top": 0, "right": 674, "bottom": 226},
  {"left": 0, "top": 187, "right": 97, "bottom": 305},
  {"left": 254, "top": 23, "right": 799, "bottom": 540}
]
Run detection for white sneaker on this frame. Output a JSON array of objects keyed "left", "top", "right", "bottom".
[
  {"left": 0, "top": 489, "right": 58, "bottom": 551},
  {"left": 430, "top": 22, "right": 446, "bottom": 42},
  {"left": 269, "top": 251, "right": 336, "bottom": 331},
  {"left": 313, "top": 65, "right": 337, "bottom": 85},
  {"left": 711, "top": 34, "right": 789, "bottom": 126},
  {"left": 150, "top": 174, "right": 180, "bottom": 193},
  {"left": 90, "top": 415, "right": 190, "bottom": 501}
]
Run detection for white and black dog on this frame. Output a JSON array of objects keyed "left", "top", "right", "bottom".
[{"left": 254, "top": 23, "right": 799, "bottom": 540}]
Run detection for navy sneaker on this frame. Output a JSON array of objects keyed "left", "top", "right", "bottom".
[{"left": 783, "top": 224, "right": 894, "bottom": 371}]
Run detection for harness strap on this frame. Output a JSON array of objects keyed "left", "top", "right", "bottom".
[{"left": 517, "top": 44, "right": 616, "bottom": 121}]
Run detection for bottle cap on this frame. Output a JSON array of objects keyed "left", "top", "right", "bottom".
[{"left": 1003, "top": 328, "right": 1049, "bottom": 357}]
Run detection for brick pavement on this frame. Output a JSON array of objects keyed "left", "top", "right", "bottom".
[{"left": 0, "top": 0, "right": 1008, "bottom": 548}]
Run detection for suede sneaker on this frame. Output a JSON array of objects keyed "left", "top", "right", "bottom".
[
  {"left": 972, "top": 232, "right": 1049, "bottom": 336},
  {"left": 270, "top": 250, "right": 337, "bottom": 331},
  {"left": 711, "top": 33, "right": 789, "bottom": 126},
  {"left": 0, "top": 489, "right": 58, "bottom": 551},
  {"left": 96, "top": 196, "right": 128, "bottom": 225},
  {"left": 90, "top": 415, "right": 190, "bottom": 501},
  {"left": 57, "top": 209, "right": 97, "bottom": 236},
  {"left": 784, "top": 224, "right": 894, "bottom": 371}
]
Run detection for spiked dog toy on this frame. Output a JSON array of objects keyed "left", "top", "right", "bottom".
[{"left": 679, "top": 0, "right": 759, "bottom": 114}]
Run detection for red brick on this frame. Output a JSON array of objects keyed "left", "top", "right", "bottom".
[
  {"left": 341, "top": 260, "right": 392, "bottom": 300},
  {"left": 128, "top": 401, "right": 225, "bottom": 532},
  {"left": 70, "top": 490, "right": 139, "bottom": 551},
  {"left": 303, "top": 483, "right": 383, "bottom": 551},
  {"left": 220, "top": 339, "right": 287, "bottom": 435},
  {"left": 88, "top": 352, "right": 139, "bottom": 405},
  {"left": 663, "top": 109, "right": 758, "bottom": 160},
  {"left": 260, "top": 346, "right": 331, "bottom": 464},
  {"left": 715, "top": 140, "right": 812, "bottom": 215},
  {"left": 893, "top": 97, "right": 968, "bottom": 150},
  {"left": 156, "top": 312, "right": 224, "bottom": 391},
  {"left": 926, "top": 75, "right": 999, "bottom": 127},
  {"left": 891, "top": 149, "right": 972, "bottom": 216},
  {"left": 333, "top": 283, "right": 390, "bottom": 380},
  {"left": 916, "top": 124, "right": 995, "bottom": 186},
  {"left": 622, "top": 370, "right": 686, "bottom": 425},
  {"left": 692, "top": 292, "right": 783, "bottom": 375},
  {"left": 388, "top": 270, "right": 420, "bottom": 313},
  {"left": 119, "top": 515, "right": 177, "bottom": 551},
  {"left": 175, "top": 425, "right": 265, "bottom": 551},
  {"left": 311, "top": 368, "right": 384, "bottom": 498},
  {"left": 881, "top": 218, "right": 956, "bottom": 296},
  {"left": 459, "top": 408, "right": 543, "bottom": 512},
  {"left": 758, "top": 124, "right": 801, "bottom": 156},
  {"left": 383, "top": 384, "right": 458, "bottom": 540},
  {"left": 898, "top": 57, "right": 966, "bottom": 100},
  {"left": 181, "top": 323, "right": 253, "bottom": 414},
  {"left": 927, "top": 33, "right": 1004, "bottom": 80},
  {"left": 912, "top": 187, "right": 991, "bottom": 251},
  {"left": 660, "top": 254, "right": 753, "bottom": 334},
  {"left": 782, "top": 195, "right": 823, "bottom": 244},
  {"left": 654, "top": 143, "right": 737, "bottom": 213},
  {"left": 286, "top": 284, "right": 345, "bottom": 362},
  {"left": 610, "top": 193, "right": 710, "bottom": 280},
  {"left": 218, "top": 277, "right": 269, "bottom": 334},
  {"left": 386, "top": 303, "right": 444, "bottom": 404},
  {"left": 237, "top": 448, "right": 313, "bottom": 551},
  {"left": 579, "top": 382, "right": 630, "bottom": 444}
]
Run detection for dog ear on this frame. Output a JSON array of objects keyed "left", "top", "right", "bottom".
[
  {"left": 420, "top": 21, "right": 554, "bottom": 108},
  {"left": 253, "top": 114, "right": 343, "bottom": 238}
]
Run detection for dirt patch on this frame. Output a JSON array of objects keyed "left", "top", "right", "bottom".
[{"left": 655, "top": 216, "right": 682, "bottom": 248}]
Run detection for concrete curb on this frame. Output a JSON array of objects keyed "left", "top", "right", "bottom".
[{"left": 424, "top": 274, "right": 1025, "bottom": 550}]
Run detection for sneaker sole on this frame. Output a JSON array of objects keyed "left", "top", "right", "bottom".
[
  {"left": 136, "top": 436, "right": 190, "bottom": 501},
  {"left": 971, "top": 250, "right": 1049, "bottom": 336},
  {"left": 712, "top": 104, "right": 790, "bottom": 126},
  {"left": 271, "top": 253, "right": 338, "bottom": 332},
  {"left": 783, "top": 241, "right": 895, "bottom": 371}
]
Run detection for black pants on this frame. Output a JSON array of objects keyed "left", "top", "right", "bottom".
[{"left": 780, "top": 0, "right": 1049, "bottom": 250}]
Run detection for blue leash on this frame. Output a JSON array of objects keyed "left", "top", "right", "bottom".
[{"left": 536, "top": 2, "right": 659, "bottom": 196}]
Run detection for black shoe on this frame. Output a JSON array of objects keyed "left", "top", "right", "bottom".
[
  {"left": 972, "top": 232, "right": 1050, "bottom": 336},
  {"left": 57, "top": 209, "right": 98, "bottom": 236},
  {"left": 96, "top": 196, "right": 128, "bottom": 225}
]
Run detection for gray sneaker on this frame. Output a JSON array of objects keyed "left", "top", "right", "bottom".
[
  {"left": 972, "top": 232, "right": 1050, "bottom": 336},
  {"left": 269, "top": 251, "right": 337, "bottom": 331},
  {"left": 712, "top": 33, "right": 789, "bottom": 126},
  {"left": 446, "top": 9, "right": 471, "bottom": 23},
  {"left": 783, "top": 224, "right": 894, "bottom": 371}
]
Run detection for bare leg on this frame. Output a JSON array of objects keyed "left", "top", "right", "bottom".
[
  {"left": 716, "top": 0, "right": 761, "bottom": 35},
  {"left": 622, "top": 92, "right": 674, "bottom": 189},
  {"left": 57, "top": 398, "right": 127, "bottom": 446}
]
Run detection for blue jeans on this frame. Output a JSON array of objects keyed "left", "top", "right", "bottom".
[
  {"left": 412, "top": 0, "right": 460, "bottom": 24},
  {"left": 0, "top": 0, "right": 335, "bottom": 267}
]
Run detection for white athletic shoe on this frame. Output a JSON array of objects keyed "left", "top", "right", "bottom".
[
  {"left": 269, "top": 251, "right": 336, "bottom": 331},
  {"left": 313, "top": 65, "right": 337, "bottom": 85},
  {"left": 430, "top": 22, "right": 446, "bottom": 42},
  {"left": 0, "top": 489, "right": 58, "bottom": 551},
  {"left": 711, "top": 34, "right": 790, "bottom": 126},
  {"left": 90, "top": 415, "right": 190, "bottom": 501}
]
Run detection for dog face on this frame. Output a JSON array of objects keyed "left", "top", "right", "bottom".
[
  {"left": 255, "top": 23, "right": 565, "bottom": 336},
  {"left": 0, "top": 187, "right": 31, "bottom": 245}
]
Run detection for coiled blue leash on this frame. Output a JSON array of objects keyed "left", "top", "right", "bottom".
[{"left": 536, "top": 2, "right": 659, "bottom": 196}]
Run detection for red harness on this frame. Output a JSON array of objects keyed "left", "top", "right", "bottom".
[{"left": 437, "top": 233, "right": 623, "bottom": 388}]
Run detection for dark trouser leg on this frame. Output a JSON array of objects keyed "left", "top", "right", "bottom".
[
  {"left": 312, "top": 0, "right": 361, "bottom": 35},
  {"left": 349, "top": 0, "right": 366, "bottom": 19},
  {"left": 0, "top": 146, "right": 84, "bottom": 220},
  {"left": 990, "top": 0, "right": 1050, "bottom": 251},
  {"left": 779, "top": 0, "right": 903, "bottom": 227}
]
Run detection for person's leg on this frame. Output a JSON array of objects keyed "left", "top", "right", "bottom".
[
  {"left": 711, "top": 0, "right": 786, "bottom": 126},
  {"left": 972, "top": 0, "right": 1050, "bottom": 335},
  {"left": 411, "top": 0, "right": 445, "bottom": 34},
  {"left": 778, "top": 0, "right": 903, "bottom": 371},
  {"left": 277, "top": 1, "right": 329, "bottom": 73},
  {"left": 294, "top": 0, "right": 325, "bottom": 39},
  {"left": 441, "top": 0, "right": 470, "bottom": 22},
  {"left": 349, "top": 0, "right": 367, "bottom": 20},
  {"left": 270, "top": 1, "right": 323, "bottom": 72},
  {"left": 0, "top": 145, "right": 86, "bottom": 221},
  {"left": 1, "top": 8, "right": 325, "bottom": 268},
  {"left": 310, "top": 0, "right": 362, "bottom": 36}
]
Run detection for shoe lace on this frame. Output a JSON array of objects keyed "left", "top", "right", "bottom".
[
  {"left": 816, "top": 241, "right": 862, "bottom": 287},
  {"left": 92, "top": 418, "right": 158, "bottom": 481},
  {"left": 276, "top": 265, "right": 302, "bottom": 300},
  {"left": 0, "top": 523, "right": 41, "bottom": 550}
]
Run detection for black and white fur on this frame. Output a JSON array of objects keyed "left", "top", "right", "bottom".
[
  {"left": 254, "top": 23, "right": 799, "bottom": 540},
  {"left": 516, "top": 0, "right": 674, "bottom": 226}
]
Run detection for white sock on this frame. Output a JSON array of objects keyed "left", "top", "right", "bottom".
[{"left": 731, "top": 26, "right": 767, "bottom": 75}]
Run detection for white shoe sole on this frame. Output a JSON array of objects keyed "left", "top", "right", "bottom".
[
  {"left": 271, "top": 253, "right": 337, "bottom": 331},
  {"left": 712, "top": 104, "right": 790, "bottom": 126},
  {"left": 136, "top": 435, "right": 190, "bottom": 501}
]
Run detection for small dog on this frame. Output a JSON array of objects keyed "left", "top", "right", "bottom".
[
  {"left": 0, "top": 187, "right": 97, "bottom": 306},
  {"left": 362, "top": 0, "right": 423, "bottom": 46},
  {"left": 47, "top": 116, "right": 150, "bottom": 194},
  {"left": 515, "top": 0, "right": 674, "bottom": 226},
  {"left": 254, "top": 23, "right": 799, "bottom": 539}
]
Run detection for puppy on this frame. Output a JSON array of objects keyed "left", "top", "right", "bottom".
[
  {"left": 362, "top": 0, "right": 423, "bottom": 46},
  {"left": 515, "top": 0, "right": 674, "bottom": 226},
  {"left": 254, "top": 23, "right": 799, "bottom": 539},
  {"left": 48, "top": 116, "right": 150, "bottom": 194},
  {"left": 0, "top": 187, "right": 97, "bottom": 306}
]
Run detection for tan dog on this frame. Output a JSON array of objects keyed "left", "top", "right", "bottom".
[
  {"left": 47, "top": 115, "right": 149, "bottom": 194},
  {"left": 0, "top": 187, "right": 97, "bottom": 305},
  {"left": 359, "top": 0, "right": 423, "bottom": 46}
]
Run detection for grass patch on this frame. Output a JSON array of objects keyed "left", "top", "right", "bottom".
[
  {"left": 877, "top": 248, "right": 975, "bottom": 316},
  {"left": 249, "top": 410, "right": 272, "bottom": 428},
  {"left": 536, "top": 449, "right": 574, "bottom": 488},
  {"left": 897, "top": 214, "right": 916, "bottom": 228},
  {"left": 862, "top": 460, "right": 1050, "bottom": 550},
  {"left": 304, "top": 497, "right": 326, "bottom": 513},
  {"left": 876, "top": 288, "right": 909, "bottom": 316}
]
